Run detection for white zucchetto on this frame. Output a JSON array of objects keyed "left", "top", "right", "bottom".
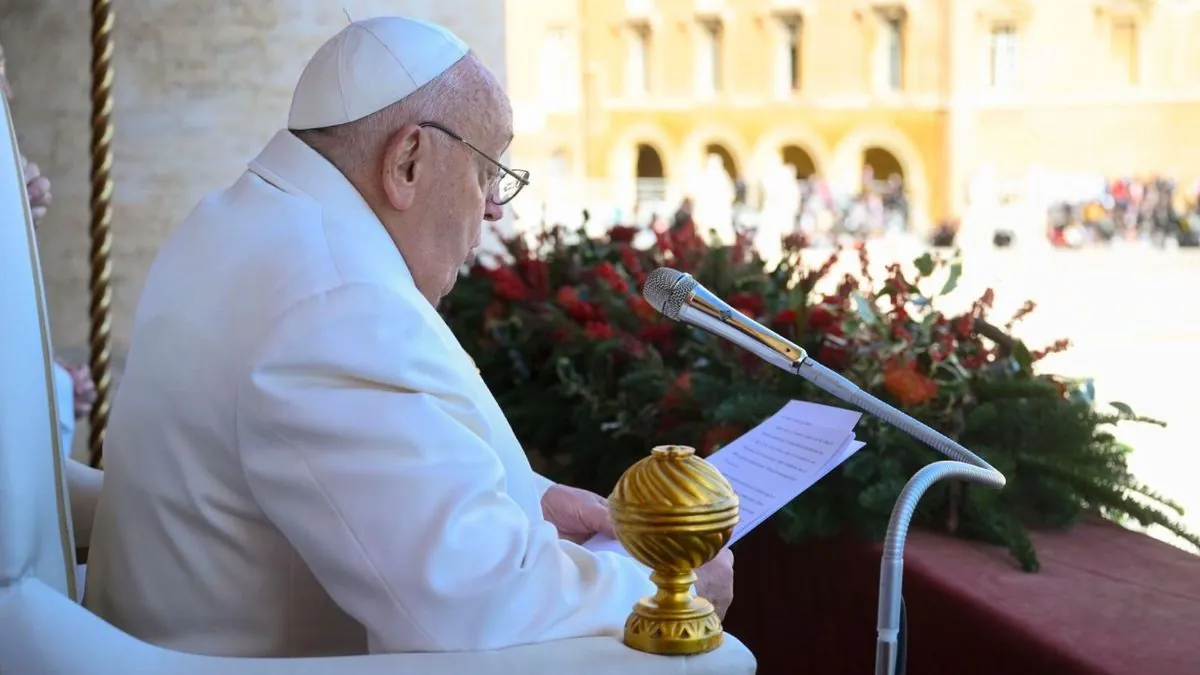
[{"left": 288, "top": 16, "right": 468, "bottom": 131}]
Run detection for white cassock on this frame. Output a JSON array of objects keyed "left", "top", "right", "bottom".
[{"left": 83, "top": 129, "right": 656, "bottom": 657}]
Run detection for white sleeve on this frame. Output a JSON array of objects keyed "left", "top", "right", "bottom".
[
  {"left": 532, "top": 472, "right": 556, "bottom": 499},
  {"left": 235, "top": 284, "right": 653, "bottom": 654}
]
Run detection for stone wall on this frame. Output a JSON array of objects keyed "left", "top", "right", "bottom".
[{"left": 1, "top": 0, "right": 506, "bottom": 357}]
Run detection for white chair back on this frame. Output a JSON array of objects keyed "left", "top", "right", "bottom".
[{"left": 0, "top": 90, "right": 77, "bottom": 601}]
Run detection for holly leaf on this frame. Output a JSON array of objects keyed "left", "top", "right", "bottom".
[
  {"left": 940, "top": 261, "right": 963, "bottom": 296},
  {"left": 914, "top": 252, "right": 935, "bottom": 277},
  {"left": 1011, "top": 340, "right": 1033, "bottom": 375},
  {"left": 852, "top": 293, "right": 879, "bottom": 325},
  {"left": 919, "top": 312, "right": 938, "bottom": 338},
  {"left": 1110, "top": 401, "right": 1135, "bottom": 416}
]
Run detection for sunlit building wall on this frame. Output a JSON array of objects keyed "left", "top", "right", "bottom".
[{"left": 508, "top": 0, "right": 1200, "bottom": 234}]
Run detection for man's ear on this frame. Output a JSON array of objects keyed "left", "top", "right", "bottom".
[{"left": 381, "top": 124, "right": 424, "bottom": 211}]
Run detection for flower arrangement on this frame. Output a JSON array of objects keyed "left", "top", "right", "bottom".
[{"left": 442, "top": 222, "right": 1198, "bottom": 571}]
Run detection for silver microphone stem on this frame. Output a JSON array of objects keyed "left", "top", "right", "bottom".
[{"left": 652, "top": 271, "right": 1006, "bottom": 675}]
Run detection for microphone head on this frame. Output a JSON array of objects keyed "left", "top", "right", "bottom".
[{"left": 642, "top": 267, "right": 696, "bottom": 320}]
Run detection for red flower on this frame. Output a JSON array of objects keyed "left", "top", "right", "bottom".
[
  {"left": 556, "top": 286, "right": 602, "bottom": 322},
  {"left": 609, "top": 226, "right": 638, "bottom": 243},
  {"left": 619, "top": 246, "right": 644, "bottom": 284},
  {"left": 638, "top": 323, "right": 674, "bottom": 340},
  {"left": 585, "top": 321, "right": 615, "bottom": 341},
  {"left": 954, "top": 314, "right": 974, "bottom": 339},
  {"left": 556, "top": 286, "right": 581, "bottom": 304},
  {"left": 883, "top": 360, "right": 938, "bottom": 406},
  {"left": 728, "top": 292, "right": 764, "bottom": 318},
  {"left": 638, "top": 322, "right": 677, "bottom": 354},
  {"left": 771, "top": 309, "right": 798, "bottom": 332},
  {"left": 969, "top": 288, "right": 996, "bottom": 319},
  {"left": 701, "top": 425, "right": 742, "bottom": 456},
  {"left": 487, "top": 267, "right": 527, "bottom": 301},
  {"left": 860, "top": 248, "right": 876, "bottom": 284},
  {"left": 817, "top": 338, "right": 850, "bottom": 370},
  {"left": 595, "top": 261, "right": 629, "bottom": 294},
  {"left": 654, "top": 231, "right": 671, "bottom": 252},
  {"left": 627, "top": 296, "right": 659, "bottom": 322},
  {"left": 1005, "top": 300, "right": 1037, "bottom": 331},
  {"left": 1031, "top": 338, "right": 1071, "bottom": 362},
  {"left": 516, "top": 259, "right": 550, "bottom": 299},
  {"left": 807, "top": 305, "right": 838, "bottom": 332}
]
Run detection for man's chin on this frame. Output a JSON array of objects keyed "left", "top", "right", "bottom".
[{"left": 436, "top": 278, "right": 460, "bottom": 307}]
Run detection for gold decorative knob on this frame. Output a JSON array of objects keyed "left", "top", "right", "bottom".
[{"left": 608, "top": 445, "right": 739, "bottom": 655}]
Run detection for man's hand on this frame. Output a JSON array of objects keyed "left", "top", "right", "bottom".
[
  {"left": 21, "top": 156, "right": 51, "bottom": 222},
  {"left": 695, "top": 548, "right": 734, "bottom": 620},
  {"left": 542, "top": 483, "right": 734, "bottom": 617},
  {"left": 541, "top": 484, "right": 615, "bottom": 544},
  {"left": 54, "top": 357, "right": 97, "bottom": 419},
  {"left": 68, "top": 363, "right": 97, "bottom": 419}
]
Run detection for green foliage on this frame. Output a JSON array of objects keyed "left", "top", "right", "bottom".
[{"left": 442, "top": 224, "right": 1198, "bottom": 570}]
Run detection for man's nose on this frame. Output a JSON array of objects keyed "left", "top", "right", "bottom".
[{"left": 483, "top": 199, "right": 504, "bottom": 222}]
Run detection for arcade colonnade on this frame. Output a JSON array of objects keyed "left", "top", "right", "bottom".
[{"left": 594, "top": 121, "right": 930, "bottom": 233}]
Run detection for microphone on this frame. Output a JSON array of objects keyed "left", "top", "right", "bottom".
[
  {"left": 643, "top": 267, "right": 1006, "bottom": 675},
  {"left": 642, "top": 267, "right": 805, "bottom": 372}
]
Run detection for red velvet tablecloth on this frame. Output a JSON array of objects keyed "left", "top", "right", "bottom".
[{"left": 723, "top": 519, "right": 1200, "bottom": 674}]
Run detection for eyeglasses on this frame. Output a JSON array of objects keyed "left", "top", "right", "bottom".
[{"left": 418, "top": 121, "right": 530, "bottom": 206}]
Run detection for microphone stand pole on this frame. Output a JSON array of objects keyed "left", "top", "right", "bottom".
[
  {"left": 785, "top": 359, "right": 1004, "bottom": 675},
  {"left": 875, "top": 462, "right": 1000, "bottom": 675}
]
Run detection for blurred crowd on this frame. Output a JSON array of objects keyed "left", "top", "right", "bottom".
[
  {"left": 1046, "top": 175, "right": 1200, "bottom": 248},
  {"left": 640, "top": 170, "right": 912, "bottom": 251},
  {"left": 796, "top": 173, "right": 910, "bottom": 245}
]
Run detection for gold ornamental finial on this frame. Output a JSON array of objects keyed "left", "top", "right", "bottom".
[{"left": 608, "top": 445, "right": 739, "bottom": 655}]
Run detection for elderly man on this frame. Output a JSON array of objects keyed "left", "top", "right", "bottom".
[{"left": 83, "top": 16, "right": 733, "bottom": 657}]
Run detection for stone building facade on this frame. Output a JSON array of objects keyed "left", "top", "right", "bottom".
[{"left": 507, "top": 0, "right": 1200, "bottom": 235}]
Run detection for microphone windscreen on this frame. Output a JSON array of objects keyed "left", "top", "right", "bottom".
[{"left": 642, "top": 267, "right": 695, "bottom": 320}]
